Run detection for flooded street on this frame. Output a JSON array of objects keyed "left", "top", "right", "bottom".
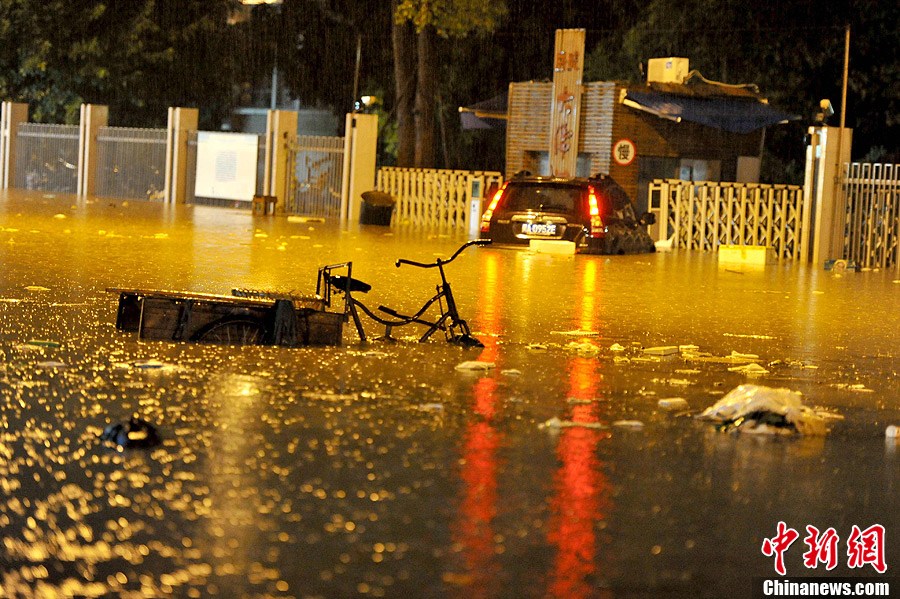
[{"left": 1, "top": 190, "right": 897, "bottom": 598}]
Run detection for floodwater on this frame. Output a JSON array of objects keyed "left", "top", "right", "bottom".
[{"left": 0, "top": 189, "right": 897, "bottom": 598}]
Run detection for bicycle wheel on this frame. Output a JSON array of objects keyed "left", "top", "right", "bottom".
[{"left": 192, "top": 319, "right": 266, "bottom": 346}]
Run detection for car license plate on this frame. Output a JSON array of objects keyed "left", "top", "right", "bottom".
[{"left": 521, "top": 222, "right": 556, "bottom": 236}]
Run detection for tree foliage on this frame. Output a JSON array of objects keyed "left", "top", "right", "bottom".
[
  {"left": 395, "top": 0, "right": 506, "bottom": 37},
  {"left": 584, "top": 0, "right": 900, "bottom": 176}
]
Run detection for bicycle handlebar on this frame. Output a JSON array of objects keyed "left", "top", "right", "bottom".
[{"left": 395, "top": 239, "right": 492, "bottom": 268}]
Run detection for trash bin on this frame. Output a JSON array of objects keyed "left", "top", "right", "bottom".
[{"left": 359, "top": 191, "right": 396, "bottom": 226}]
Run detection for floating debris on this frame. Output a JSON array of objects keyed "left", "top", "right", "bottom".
[
  {"left": 728, "top": 363, "right": 770, "bottom": 376},
  {"left": 658, "top": 398, "right": 689, "bottom": 411},
  {"left": 455, "top": 360, "right": 495, "bottom": 372},
  {"left": 539, "top": 417, "right": 606, "bottom": 430},
  {"left": 500, "top": 369, "right": 522, "bottom": 376},
  {"left": 99, "top": 416, "right": 160, "bottom": 449},
  {"left": 132, "top": 359, "right": 167, "bottom": 369},
  {"left": 565, "top": 340, "right": 600, "bottom": 356},
  {"left": 729, "top": 351, "right": 760, "bottom": 361},
  {"left": 613, "top": 420, "right": 645, "bottom": 430},
  {"left": 644, "top": 346, "right": 679, "bottom": 356},
  {"left": 551, "top": 330, "right": 599, "bottom": 337},
  {"left": 609, "top": 343, "right": 625, "bottom": 352},
  {"left": 723, "top": 333, "right": 776, "bottom": 340},
  {"left": 417, "top": 403, "right": 444, "bottom": 413},
  {"left": 24, "top": 339, "right": 61, "bottom": 348},
  {"left": 527, "top": 343, "right": 548, "bottom": 351},
  {"left": 35, "top": 361, "right": 67, "bottom": 369},
  {"left": 696, "top": 384, "right": 832, "bottom": 436},
  {"left": 831, "top": 383, "right": 875, "bottom": 393},
  {"left": 23, "top": 285, "right": 51, "bottom": 292}
]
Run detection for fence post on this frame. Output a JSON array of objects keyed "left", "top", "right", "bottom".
[
  {"left": 341, "top": 112, "right": 378, "bottom": 225},
  {"left": 164, "top": 107, "right": 198, "bottom": 204},
  {"left": 802, "top": 125, "right": 853, "bottom": 264},
  {"left": 77, "top": 104, "right": 108, "bottom": 197},
  {"left": 1, "top": 102, "right": 28, "bottom": 189},
  {"left": 466, "top": 174, "right": 484, "bottom": 238},
  {"left": 264, "top": 109, "right": 298, "bottom": 211}
]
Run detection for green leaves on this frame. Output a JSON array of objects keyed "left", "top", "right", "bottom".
[{"left": 394, "top": 0, "right": 507, "bottom": 38}]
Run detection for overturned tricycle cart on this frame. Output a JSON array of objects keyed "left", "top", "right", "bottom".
[{"left": 108, "top": 240, "right": 490, "bottom": 348}]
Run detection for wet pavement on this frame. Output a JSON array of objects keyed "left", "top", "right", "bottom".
[{"left": 0, "top": 190, "right": 897, "bottom": 598}]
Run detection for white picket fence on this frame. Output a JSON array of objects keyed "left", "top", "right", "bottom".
[
  {"left": 375, "top": 167, "right": 504, "bottom": 232},
  {"left": 649, "top": 179, "right": 805, "bottom": 260},
  {"left": 841, "top": 162, "right": 899, "bottom": 273}
]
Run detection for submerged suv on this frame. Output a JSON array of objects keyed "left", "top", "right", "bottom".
[{"left": 479, "top": 172, "right": 656, "bottom": 255}]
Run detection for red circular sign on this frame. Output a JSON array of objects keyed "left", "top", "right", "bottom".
[{"left": 613, "top": 139, "right": 636, "bottom": 166}]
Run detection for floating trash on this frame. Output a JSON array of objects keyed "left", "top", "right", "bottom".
[
  {"left": 99, "top": 416, "right": 160, "bottom": 449},
  {"left": 527, "top": 343, "right": 548, "bottom": 351},
  {"left": 729, "top": 350, "right": 760, "bottom": 361},
  {"left": 132, "top": 359, "right": 166, "bottom": 369},
  {"left": 539, "top": 417, "right": 606, "bottom": 430},
  {"left": 831, "top": 383, "right": 874, "bottom": 393},
  {"left": 728, "top": 363, "right": 770, "bottom": 376},
  {"left": 658, "top": 398, "right": 689, "bottom": 411},
  {"left": 35, "top": 361, "right": 67, "bottom": 369},
  {"left": 551, "top": 330, "right": 599, "bottom": 337},
  {"left": 25, "top": 339, "right": 61, "bottom": 348},
  {"left": 643, "top": 346, "right": 679, "bottom": 356},
  {"left": 500, "top": 369, "right": 522, "bottom": 376},
  {"left": 613, "top": 420, "right": 645, "bottom": 430},
  {"left": 696, "top": 384, "right": 833, "bottom": 436},
  {"left": 23, "top": 285, "right": 51, "bottom": 292},
  {"left": 609, "top": 343, "right": 625, "bottom": 352},
  {"left": 455, "top": 361, "right": 495, "bottom": 372}
]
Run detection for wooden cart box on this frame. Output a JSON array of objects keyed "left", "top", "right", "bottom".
[{"left": 109, "top": 288, "right": 343, "bottom": 347}]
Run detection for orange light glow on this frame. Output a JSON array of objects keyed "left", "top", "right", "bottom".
[
  {"left": 480, "top": 183, "right": 507, "bottom": 225},
  {"left": 588, "top": 186, "right": 600, "bottom": 217}
]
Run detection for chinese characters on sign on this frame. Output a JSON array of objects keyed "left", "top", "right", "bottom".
[
  {"left": 554, "top": 49, "right": 581, "bottom": 72},
  {"left": 762, "top": 521, "right": 887, "bottom": 575},
  {"left": 612, "top": 139, "right": 636, "bottom": 167},
  {"left": 548, "top": 29, "right": 584, "bottom": 179}
]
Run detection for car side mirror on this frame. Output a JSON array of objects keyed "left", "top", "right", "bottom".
[{"left": 639, "top": 212, "right": 656, "bottom": 226}]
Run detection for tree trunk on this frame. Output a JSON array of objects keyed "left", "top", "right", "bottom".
[
  {"left": 391, "top": 8, "right": 416, "bottom": 167},
  {"left": 414, "top": 26, "right": 437, "bottom": 167}
]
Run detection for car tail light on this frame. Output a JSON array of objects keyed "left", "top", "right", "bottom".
[
  {"left": 480, "top": 183, "right": 507, "bottom": 233},
  {"left": 587, "top": 185, "right": 604, "bottom": 237}
]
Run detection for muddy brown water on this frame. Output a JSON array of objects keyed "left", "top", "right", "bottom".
[{"left": 0, "top": 191, "right": 897, "bottom": 597}]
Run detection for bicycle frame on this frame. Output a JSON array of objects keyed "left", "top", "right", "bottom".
[{"left": 324, "top": 239, "right": 491, "bottom": 346}]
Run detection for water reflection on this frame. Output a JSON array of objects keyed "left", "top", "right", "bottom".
[
  {"left": 547, "top": 259, "right": 610, "bottom": 598},
  {"left": 451, "top": 251, "right": 503, "bottom": 596}
]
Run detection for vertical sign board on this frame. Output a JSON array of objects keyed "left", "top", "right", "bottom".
[
  {"left": 194, "top": 132, "right": 259, "bottom": 201},
  {"left": 548, "top": 28, "right": 585, "bottom": 178}
]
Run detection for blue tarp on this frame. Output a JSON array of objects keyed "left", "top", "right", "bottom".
[{"left": 623, "top": 90, "right": 799, "bottom": 134}]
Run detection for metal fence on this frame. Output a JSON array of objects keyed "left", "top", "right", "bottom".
[
  {"left": 13, "top": 123, "right": 80, "bottom": 193},
  {"left": 841, "top": 162, "right": 899, "bottom": 273},
  {"left": 287, "top": 135, "right": 345, "bottom": 217},
  {"left": 375, "top": 167, "right": 504, "bottom": 231},
  {"left": 649, "top": 179, "right": 805, "bottom": 260},
  {"left": 95, "top": 126, "right": 167, "bottom": 200}
]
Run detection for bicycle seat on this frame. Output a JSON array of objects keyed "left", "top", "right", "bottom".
[{"left": 329, "top": 275, "right": 371, "bottom": 294}]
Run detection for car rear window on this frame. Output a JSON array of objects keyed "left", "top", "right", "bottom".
[{"left": 502, "top": 183, "right": 583, "bottom": 213}]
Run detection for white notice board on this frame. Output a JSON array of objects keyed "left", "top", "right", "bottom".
[{"left": 194, "top": 132, "right": 259, "bottom": 201}]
